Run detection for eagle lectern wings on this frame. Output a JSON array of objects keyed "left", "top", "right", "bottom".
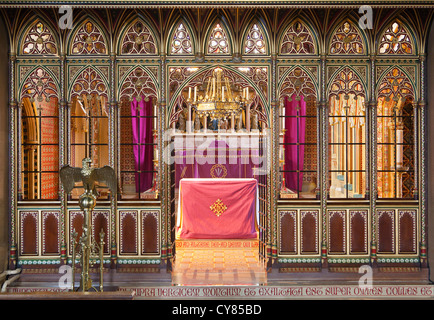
[{"left": 60, "top": 157, "right": 117, "bottom": 196}]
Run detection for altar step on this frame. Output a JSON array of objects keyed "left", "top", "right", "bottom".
[{"left": 172, "top": 239, "right": 266, "bottom": 286}]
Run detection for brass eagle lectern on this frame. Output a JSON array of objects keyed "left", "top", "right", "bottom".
[{"left": 60, "top": 158, "right": 117, "bottom": 292}]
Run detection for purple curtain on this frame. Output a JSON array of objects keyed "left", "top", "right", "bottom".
[
  {"left": 284, "top": 94, "right": 306, "bottom": 192},
  {"left": 131, "top": 97, "right": 154, "bottom": 193},
  {"left": 174, "top": 140, "right": 257, "bottom": 187}
]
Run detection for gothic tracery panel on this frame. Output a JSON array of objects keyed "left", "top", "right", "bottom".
[
  {"left": 280, "top": 21, "right": 315, "bottom": 55},
  {"left": 121, "top": 20, "right": 157, "bottom": 55},
  {"left": 168, "top": 66, "right": 203, "bottom": 102},
  {"left": 119, "top": 66, "right": 158, "bottom": 101},
  {"left": 22, "top": 21, "right": 57, "bottom": 55},
  {"left": 69, "top": 66, "right": 109, "bottom": 198},
  {"left": 207, "top": 23, "right": 230, "bottom": 54},
  {"left": 20, "top": 67, "right": 58, "bottom": 102},
  {"left": 329, "top": 67, "right": 366, "bottom": 98},
  {"left": 71, "top": 20, "right": 107, "bottom": 55},
  {"left": 279, "top": 67, "right": 317, "bottom": 101},
  {"left": 378, "top": 21, "right": 414, "bottom": 55},
  {"left": 119, "top": 66, "right": 158, "bottom": 200},
  {"left": 329, "top": 21, "right": 365, "bottom": 55},
  {"left": 377, "top": 67, "right": 415, "bottom": 100},
  {"left": 244, "top": 23, "right": 267, "bottom": 55},
  {"left": 70, "top": 66, "right": 108, "bottom": 100},
  {"left": 170, "top": 22, "right": 193, "bottom": 55}
]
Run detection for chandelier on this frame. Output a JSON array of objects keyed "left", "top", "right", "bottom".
[{"left": 187, "top": 67, "right": 252, "bottom": 120}]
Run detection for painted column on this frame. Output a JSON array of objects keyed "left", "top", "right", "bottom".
[
  {"left": 59, "top": 53, "right": 67, "bottom": 264},
  {"left": 158, "top": 54, "right": 169, "bottom": 264},
  {"left": 320, "top": 53, "right": 328, "bottom": 267},
  {"left": 270, "top": 53, "right": 278, "bottom": 262},
  {"left": 109, "top": 52, "right": 117, "bottom": 268},
  {"left": 9, "top": 52, "right": 17, "bottom": 269},
  {"left": 419, "top": 53, "right": 427, "bottom": 267},
  {"left": 369, "top": 54, "right": 377, "bottom": 265},
  {"left": 17, "top": 101, "right": 22, "bottom": 201}
]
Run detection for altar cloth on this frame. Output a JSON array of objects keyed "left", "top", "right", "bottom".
[{"left": 177, "top": 178, "right": 258, "bottom": 239}]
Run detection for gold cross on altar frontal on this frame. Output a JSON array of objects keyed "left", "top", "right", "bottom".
[{"left": 210, "top": 199, "right": 227, "bottom": 217}]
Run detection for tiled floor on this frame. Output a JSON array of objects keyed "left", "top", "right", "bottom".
[{"left": 172, "top": 239, "right": 267, "bottom": 285}]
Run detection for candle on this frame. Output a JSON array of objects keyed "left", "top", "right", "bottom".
[
  {"left": 222, "top": 86, "right": 225, "bottom": 101},
  {"left": 246, "top": 87, "right": 249, "bottom": 100},
  {"left": 188, "top": 104, "right": 192, "bottom": 134},
  {"left": 188, "top": 87, "right": 191, "bottom": 100},
  {"left": 194, "top": 86, "right": 197, "bottom": 102},
  {"left": 154, "top": 104, "right": 157, "bottom": 128},
  {"left": 246, "top": 103, "right": 250, "bottom": 132}
]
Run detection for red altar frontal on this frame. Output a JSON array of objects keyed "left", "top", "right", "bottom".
[{"left": 176, "top": 178, "right": 258, "bottom": 239}]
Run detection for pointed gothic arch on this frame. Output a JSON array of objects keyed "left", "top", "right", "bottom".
[
  {"left": 278, "top": 66, "right": 319, "bottom": 101},
  {"left": 327, "top": 66, "right": 367, "bottom": 199},
  {"left": 241, "top": 20, "right": 269, "bottom": 56},
  {"left": 204, "top": 20, "right": 233, "bottom": 56},
  {"left": 18, "top": 18, "right": 59, "bottom": 56},
  {"left": 279, "top": 19, "right": 318, "bottom": 55},
  {"left": 19, "top": 66, "right": 60, "bottom": 200},
  {"left": 118, "top": 65, "right": 159, "bottom": 101},
  {"left": 19, "top": 66, "right": 60, "bottom": 102},
  {"left": 67, "top": 17, "right": 109, "bottom": 55},
  {"left": 376, "top": 66, "right": 416, "bottom": 200},
  {"left": 376, "top": 65, "right": 416, "bottom": 100},
  {"left": 167, "top": 19, "right": 195, "bottom": 55},
  {"left": 327, "top": 65, "right": 368, "bottom": 99},
  {"left": 167, "top": 65, "right": 269, "bottom": 127},
  {"left": 117, "top": 18, "right": 159, "bottom": 55},
  {"left": 68, "top": 65, "right": 109, "bottom": 101},
  {"left": 377, "top": 19, "right": 417, "bottom": 55},
  {"left": 328, "top": 18, "right": 368, "bottom": 55}
]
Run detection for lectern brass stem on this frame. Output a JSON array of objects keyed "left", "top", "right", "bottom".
[
  {"left": 99, "top": 230, "right": 104, "bottom": 292},
  {"left": 60, "top": 157, "right": 117, "bottom": 293}
]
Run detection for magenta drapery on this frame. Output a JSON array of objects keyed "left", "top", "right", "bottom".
[
  {"left": 284, "top": 94, "right": 306, "bottom": 192},
  {"left": 131, "top": 97, "right": 154, "bottom": 193}
]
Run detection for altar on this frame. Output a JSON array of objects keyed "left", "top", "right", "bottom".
[{"left": 176, "top": 178, "right": 258, "bottom": 239}]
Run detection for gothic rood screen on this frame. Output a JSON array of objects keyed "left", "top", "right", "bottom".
[{"left": 6, "top": 6, "right": 431, "bottom": 275}]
